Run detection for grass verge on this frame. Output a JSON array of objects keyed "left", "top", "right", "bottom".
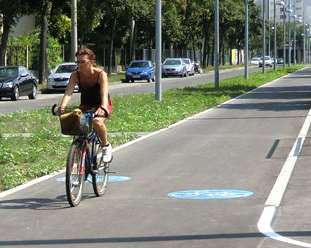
[{"left": 0, "top": 65, "right": 303, "bottom": 191}]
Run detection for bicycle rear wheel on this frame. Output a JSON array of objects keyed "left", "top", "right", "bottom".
[
  {"left": 91, "top": 138, "right": 109, "bottom": 196},
  {"left": 66, "top": 142, "right": 85, "bottom": 207}
]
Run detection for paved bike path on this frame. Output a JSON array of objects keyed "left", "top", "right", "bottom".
[{"left": 1, "top": 68, "right": 311, "bottom": 248}]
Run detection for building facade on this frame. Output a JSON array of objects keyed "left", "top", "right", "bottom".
[{"left": 255, "top": 0, "right": 305, "bottom": 24}]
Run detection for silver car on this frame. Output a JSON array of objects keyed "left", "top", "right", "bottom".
[
  {"left": 47, "top": 62, "right": 78, "bottom": 91},
  {"left": 182, "top": 58, "right": 195, "bottom": 76},
  {"left": 162, "top": 58, "right": 187, "bottom": 77}
]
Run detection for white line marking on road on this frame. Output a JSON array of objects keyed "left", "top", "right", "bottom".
[
  {"left": 0, "top": 170, "right": 64, "bottom": 199},
  {"left": 266, "top": 109, "right": 311, "bottom": 207},
  {"left": 258, "top": 108, "right": 311, "bottom": 247},
  {"left": 258, "top": 206, "right": 311, "bottom": 247}
]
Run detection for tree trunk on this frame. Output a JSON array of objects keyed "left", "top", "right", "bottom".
[
  {"left": 0, "top": 16, "right": 11, "bottom": 66},
  {"left": 192, "top": 41, "right": 196, "bottom": 61},
  {"left": 170, "top": 44, "right": 174, "bottom": 58},
  {"left": 203, "top": 30, "right": 208, "bottom": 68},
  {"left": 222, "top": 43, "right": 225, "bottom": 65},
  {"left": 129, "top": 18, "right": 135, "bottom": 61},
  {"left": 38, "top": 0, "right": 49, "bottom": 84},
  {"left": 108, "top": 18, "right": 117, "bottom": 75},
  {"left": 229, "top": 48, "right": 232, "bottom": 65}
]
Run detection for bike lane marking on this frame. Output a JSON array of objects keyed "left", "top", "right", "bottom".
[
  {"left": 168, "top": 189, "right": 253, "bottom": 200},
  {"left": 257, "top": 108, "right": 311, "bottom": 247},
  {"left": 55, "top": 175, "right": 131, "bottom": 183}
]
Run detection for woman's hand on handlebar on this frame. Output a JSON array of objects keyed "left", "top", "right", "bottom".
[
  {"left": 95, "top": 106, "right": 108, "bottom": 118},
  {"left": 51, "top": 104, "right": 65, "bottom": 116}
]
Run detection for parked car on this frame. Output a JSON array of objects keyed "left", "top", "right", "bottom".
[
  {"left": 193, "top": 60, "right": 203, "bottom": 73},
  {"left": 162, "top": 58, "right": 187, "bottom": 77},
  {"left": 47, "top": 62, "right": 77, "bottom": 91},
  {"left": 125, "top": 60, "right": 154, "bottom": 83},
  {"left": 0, "top": 66, "right": 37, "bottom": 101},
  {"left": 259, "top": 56, "right": 273, "bottom": 67},
  {"left": 250, "top": 57, "right": 261, "bottom": 65},
  {"left": 182, "top": 58, "right": 195, "bottom": 76},
  {"left": 277, "top": 58, "right": 284, "bottom": 65}
]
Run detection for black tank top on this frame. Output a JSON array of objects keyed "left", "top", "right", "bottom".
[{"left": 77, "top": 71, "right": 101, "bottom": 108}]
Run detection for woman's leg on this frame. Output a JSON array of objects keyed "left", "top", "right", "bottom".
[
  {"left": 93, "top": 117, "right": 112, "bottom": 162},
  {"left": 92, "top": 117, "right": 108, "bottom": 145}
]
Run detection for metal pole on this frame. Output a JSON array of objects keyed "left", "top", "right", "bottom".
[
  {"left": 26, "top": 45, "right": 29, "bottom": 69},
  {"left": 293, "top": 17, "right": 296, "bottom": 64},
  {"left": 303, "top": 23, "right": 306, "bottom": 64},
  {"left": 262, "top": 0, "right": 266, "bottom": 73},
  {"left": 155, "top": 0, "right": 162, "bottom": 101},
  {"left": 214, "top": 0, "right": 219, "bottom": 88},
  {"left": 71, "top": 0, "right": 78, "bottom": 61},
  {"left": 268, "top": 0, "right": 271, "bottom": 56},
  {"left": 244, "top": 0, "right": 249, "bottom": 79},
  {"left": 308, "top": 36, "right": 310, "bottom": 64},
  {"left": 288, "top": 0, "right": 291, "bottom": 66},
  {"left": 283, "top": 4, "right": 286, "bottom": 68},
  {"left": 274, "top": 0, "right": 276, "bottom": 70},
  {"left": 293, "top": 0, "right": 296, "bottom": 64}
]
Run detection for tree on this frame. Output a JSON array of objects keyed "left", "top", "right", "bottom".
[
  {"left": 0, "top": 0, "right": 31, "bottom": 65},
  {"left": 38, "top": 0, "right": 49, "bottom": 84}
]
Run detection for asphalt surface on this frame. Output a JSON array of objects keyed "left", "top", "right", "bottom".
[
  {"left": 1, "top": 67, "right": 311, "bottom": 248},
  {"left": 0, "top": 66, "right": 259, "bottom": 114}
]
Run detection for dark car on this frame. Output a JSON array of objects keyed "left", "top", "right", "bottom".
[
  {"left": 125, "top": 60, "right": 154, "bottom": 83},
  {"left": 0, "top": 66, "right": 37, "bottom": 101}
]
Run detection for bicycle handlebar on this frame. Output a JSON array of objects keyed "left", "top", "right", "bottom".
[
  {"left": 51, "top": 104, "right": 59, "bottom": 116},
  {"left": 51, "top": 104, "right": 106, "bottom": 118}
]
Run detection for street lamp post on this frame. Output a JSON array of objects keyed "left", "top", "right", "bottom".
[
  {"left": 214, "top": 0, "right": 220, "bottom": 88},
  {"left": 282, "top": 1, "right": 286, "bottom": 68},
  {"left": 268, "top": 0, "right": 271, "bottom": 56},
  {"left": 155, "top": 0, "right": 162, "bottom": 101},
  {"left": 262, "top": 0, "right": 266, "bottom": 73},
  {"left": 273, "top": 0, "right": 276, "bottom": 70},
  {"left": 303, "top": 24, "right": 307, "bottom": 64},
  {"left": 71, "top": 0, "right": 78, "bottom": 61},
  {"left": 244, "top": 0, "right": 249, "bottom": 79},
  {"left": 293, "top": 14, "right": 296, "bottom": 64},
  {"left": 287, "top": 0, "right": 291, "bottom": 66}
]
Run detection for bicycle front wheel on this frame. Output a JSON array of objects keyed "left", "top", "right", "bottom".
[
  {"left": 91, "top": 139, "right": 109, "bottom": 196},
  {"left": 66, "top": 143, "right": 85, "bottom": 207}
]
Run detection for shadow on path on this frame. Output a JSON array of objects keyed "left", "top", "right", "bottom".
[{"left": 2, "top": 231, "right": 311, "bottom": 246}]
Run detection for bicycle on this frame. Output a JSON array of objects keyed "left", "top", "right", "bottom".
[{"left": 52, "top": 104, "right": 111, "bottom": 207}]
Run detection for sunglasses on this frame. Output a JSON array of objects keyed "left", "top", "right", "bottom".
[{"left": 75, "top": 60, "right": 90, "bottom": 64}]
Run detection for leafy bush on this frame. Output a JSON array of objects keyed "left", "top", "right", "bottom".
[{"left": 7, "top": 30, "right": 63, "bottom": 70}]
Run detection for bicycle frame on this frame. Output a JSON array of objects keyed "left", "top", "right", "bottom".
[{"left": 73, "top": 131, "right": 98, "bottom": 180}]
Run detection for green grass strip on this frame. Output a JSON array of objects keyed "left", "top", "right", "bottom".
[{"left": 0, "top": 65, "right": 303, "bottom": 191}]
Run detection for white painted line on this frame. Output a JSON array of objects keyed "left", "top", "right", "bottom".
[
  {"left": 265, "top": 108, "right": 311, "bottom": 207},
  {"left": 258, "top": 99, "right": 311, "bottom": 246},
  {"left": 0, "top": 170, "right": 64, "bottom": 199},
  {"left": 258, "top": 206, "right": 311, "bottom": 247}
]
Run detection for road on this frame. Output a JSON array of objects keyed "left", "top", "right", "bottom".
[
  {"left": 1, "top": 67, "right": 310, "bottom": 248},
  {"left": 0, "top": 66, "right": 259, "bottom": 114}
]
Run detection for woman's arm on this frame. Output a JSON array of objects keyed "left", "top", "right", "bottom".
[
  {"left": 96, "top": 70, "right": 109, "bottom": 116},
  {"left": 59, "top": 72, "right": 78, "bottom": 113}
]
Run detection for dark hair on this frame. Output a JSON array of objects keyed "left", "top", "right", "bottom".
[{"left": 75, "top": 48, "right": 96, "bottom": 65}]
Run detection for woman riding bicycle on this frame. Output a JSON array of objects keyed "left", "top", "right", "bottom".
[{"left": 59, "top": 47, "right": 112, "bottom": 163}]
